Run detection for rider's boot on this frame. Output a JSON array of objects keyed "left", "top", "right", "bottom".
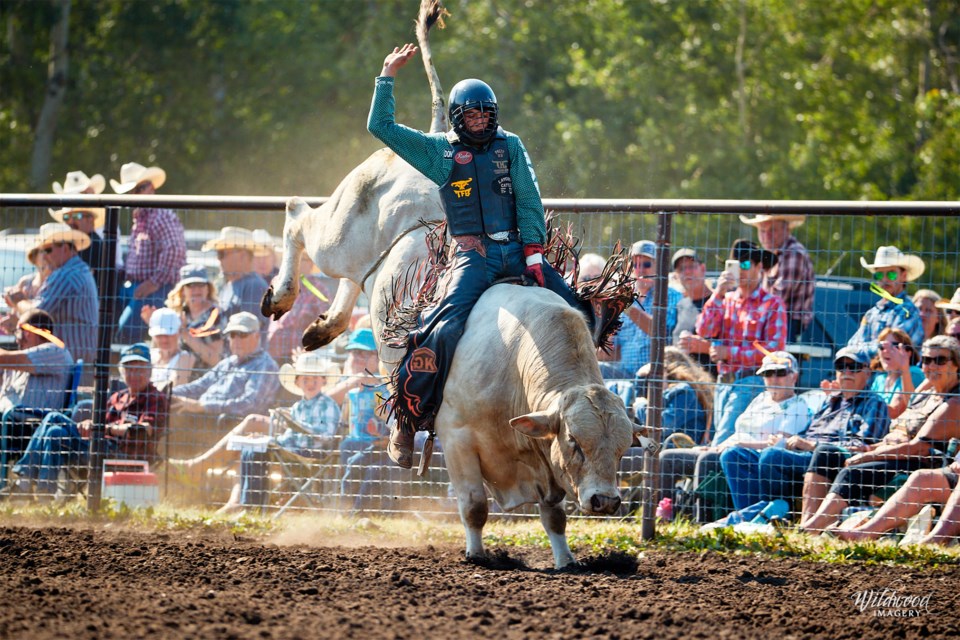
[{"left": 387, "top": 422, "right": 415, "bottom": 469}]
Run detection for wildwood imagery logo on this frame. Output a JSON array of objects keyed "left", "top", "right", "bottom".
[{"left": 851, "top": 587, "right": 932, "bottom": 618}]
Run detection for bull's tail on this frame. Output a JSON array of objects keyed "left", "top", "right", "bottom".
[{"left": 416, "top": 0, "right": 449, "bottom": 134}]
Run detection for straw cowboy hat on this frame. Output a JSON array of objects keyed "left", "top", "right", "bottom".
[
  {"left": 739, "top": 214, "right": 807, "bottom": 229},
  {"left": 202, "top": 226, "right": 273, "bottom": 253},
  {"left": 251, "top": 228, "right": 280, "bottom": 258},
  {"left": 52, "top": 170, "right": 105, "bottom": 195},
  {"left": 278, "top": 351, "right": 341, "bottom": 396},
  {"left": 110, "top": 162, "right": 167, "bottom": 193},
  {"left": 936, "top": 288, "right": 960, "bottom": 313},
  {"left": 860, "top": 245, "right": 925, "bottom": 282},
  {"left": 48, "top": 206, "right": 106, "bottom": 228},
  {"left": 36, "top": 222, "right": 91, "bottom": 252}
]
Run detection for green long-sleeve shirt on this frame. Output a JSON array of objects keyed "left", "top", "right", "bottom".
[{"left": 367, "top": 76, "right": 547, "bottom": 245}]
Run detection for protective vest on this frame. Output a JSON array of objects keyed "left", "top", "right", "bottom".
[{"left": 439, "top": 129, "right": 518, "bottom": 236}]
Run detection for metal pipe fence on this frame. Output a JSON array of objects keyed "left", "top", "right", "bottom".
[{"left": 1, "top": 195, "right": 958, "bottom": 544}]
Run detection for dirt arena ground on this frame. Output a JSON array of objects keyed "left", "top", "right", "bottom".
[{"left": 0, "top": 524, "right": 956, "bottom": 639}]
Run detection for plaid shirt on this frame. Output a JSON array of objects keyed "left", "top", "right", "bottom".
[
  {"left": 275, "top": 393, "right": 342, "bottom": 453},
  {"left": 696, "top": 286, "right": 787, "bottom": 376},
  {"left": 104, "top": 383, "right": 169, "bottom": 460},
  {"left": 805, "top": 389, "right": 890, "bottom": 449},
  {"left": 764, "top": 235, "right": 814, "bottom": 328},
  {"left": 173, "top": 349, "right": 279, "bottom": 416},
  {"left": 368, "top": 76, "right": 547, "bottom": 245},
  {"left": 846, "top": 296, "right": 924, "bottom": 362},
  {"left": 125, "top": 207, "right": 186, "bottom": 285}
]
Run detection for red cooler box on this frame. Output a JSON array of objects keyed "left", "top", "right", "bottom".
[{"left": 101, "top": 460, "right": 159, "bottom": 508}]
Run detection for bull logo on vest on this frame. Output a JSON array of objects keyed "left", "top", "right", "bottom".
[
  {"left": 451, "top": 178, "right": 473, "bottom": 199},
  {"left": 409, "top": 347, "right": 438, "bottom": 373},
  {"left": 454, "top": 150, "right": 473, "bottom": 164}
]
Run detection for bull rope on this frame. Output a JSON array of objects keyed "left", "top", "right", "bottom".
[{"left": 357, "top": 219, "right": 444, "bottom": 294}]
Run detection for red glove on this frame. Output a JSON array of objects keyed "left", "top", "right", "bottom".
[{"left": 523, "top": 243, "right": 545, "bottom": 287}]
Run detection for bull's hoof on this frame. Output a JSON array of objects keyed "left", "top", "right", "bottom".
[
  {"left": 260, "top": 286, "right": 286, "bottom": 321},
  {"left": 301, "top": 315, "right": 338, "bottom": 351}
]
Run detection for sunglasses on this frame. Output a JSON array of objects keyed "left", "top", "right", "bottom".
[
  {"left": 132, "top": 182, "right": 153, "bottom": 194},
  {"left": 879, "top": 341, "right": 912, "bottom": 351},
  {"left": 760, "top": 369, "right": 789, "bottom": 378},
  {"left": 835, "top": 360, "right": 865, "bottom": 372},
  {"left": 945, "top": 309, "right": 960, "bottom": 317},
  {"left": 631, "top": 258, "right": 654, "bottom": 269},
  {"left": 872, "top": 270, "right": 900, "bottom": 281},
  {"left": 921, "top": 355, "right": 953, "bottom": 366},
  {"left": 739, "top": 260, "right": 752, "bottom": 270},
  {"left": 62, "top": 212, "right": 92, "bottom": 222}
]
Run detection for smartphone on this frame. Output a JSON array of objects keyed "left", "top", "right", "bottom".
[{"left": 724, "top": 259, "right": 741, "bottom": 279}]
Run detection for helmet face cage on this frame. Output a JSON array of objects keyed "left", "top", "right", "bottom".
[{"left": 448, "top": 79, "right": 499, "bottom": 145}]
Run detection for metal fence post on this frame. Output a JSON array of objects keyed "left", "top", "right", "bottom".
[
  {"left": 86, "top": 205, "right": 120, "bottom": 511},
  {"left": 640, "top": 210, "right": 673, "bottom": 540}
]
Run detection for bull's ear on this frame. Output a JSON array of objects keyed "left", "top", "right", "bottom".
[{"left": 510, "top": 410, "right": 559, "bottom": 439}]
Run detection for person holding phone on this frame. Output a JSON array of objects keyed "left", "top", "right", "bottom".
[{"left": 696, "top": 239, "right": 787, "bottom": 446}]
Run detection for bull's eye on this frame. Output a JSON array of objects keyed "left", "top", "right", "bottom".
[{"left": 568, "top": 438, "right": 584, "bottom": 462}]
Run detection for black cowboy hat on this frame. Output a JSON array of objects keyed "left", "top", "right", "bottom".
[{"left": 730, "top": 238, "right": 778, "bottom": 270}]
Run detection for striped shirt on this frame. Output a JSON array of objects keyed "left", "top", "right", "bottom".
[
  {"left": 173, "top": 348, "right": 279, "bottom": 416},
  {"left": 764, "top": 235, "right": 815, "bottom": 328},
  {"left": 847, "top": 296, "right": 924, "bottom": 362},
  {"left": 367, "top": 76, "right": 547, "bottom": 245},
  {"left": 125, "top": 207, "right": 187, "bottom": 285},
  {"left": 219, "top": 272, "right": 269, "bottom": 325},
  {"left": 34, "top": 255, "right": 98, "bottom": 364},
  {"left": 696, "top": 286, "right": 788, "bottom": 377},
  {"left": 0, "top": 342, "right": 74, "bottom": 413}
]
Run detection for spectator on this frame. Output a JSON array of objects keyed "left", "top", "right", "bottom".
[
  {"left": 52, "top": 170, "right": 105, "bottom": 197},
  {"left": 800, "top": 335, "right": 960, "bottom": 533},
  {"left": 202, "top": 227, "right": 270, "bottom": 336},
  {"left": 112, "top": 162, "right": 187, "bottom": 343},
  {"left": 267, "top": 254, "right": 336, "bottom": 362},
  {"left": 172, "top": 351, "right": 341, "bottom": 514},
  {"left": 846, "top": 245, "right": 925, "bottom": 362},
  {"left": 146, "top": 264, "right": 225, "bottom": 368},
  {"left": 0, "top": 310, "right": 75, "bottom": 488},
  {"left": 947, "top": 317, "right": 960, "bottom": 341},
  {"left": 1, "top": 242, "right": 51, "bottom": 334},
  {"left": 869, "top": 327, "right": 924, "bottom": 418},
  {"left": 15, "top": 223, "right": 98, "bottom": 364},
  {"left": 251, "top": 229, "right": 280, "bottom": 282},
  {"left": 147, "top": 307, "right": 195, "bottom": 388},
  {"left": 696, "top": 239, "right": 787, "bottom": 446},
  {"left": 935, "top": 288, "right": 960, "bottom": 333},
  {"left": 4, "top": 343, "right": 167, "bottom": 501},
  {"left": 834, "top": 458, "right": 960, "bottom": 545},
  {"left": 739, "top": 214, "right": 814, "bottom": 340},
  {"left": 48, "top": 206, "right": 106, "bottom": 281},
  {"left": 577, "top": 252, "right": 607, "bottom": 283},
  {"left": 170, "top": 311, "right": 280, "bottom": 422},
  {"left": 913, "top": 289, "right": 946, "bottom": 341},
  {"left": 632, "top": 346, "right": 714, "bottom": 446},
  {"left": 716, "top": 351, "right": 811, "bottom": 510},
  {"left": 598, "top": 240, "right": 682, "bottom": 379},
  {"left": 671, "top": 248, "right": 715, "bottom": 373}
]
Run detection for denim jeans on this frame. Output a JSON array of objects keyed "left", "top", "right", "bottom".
[
  {"left": 115, "top": 282, "right": 173, "bottom": 344},
  {"left": 0, "top": 407, "right": 50, "bottom": 490},
  {"left": 13, "top": 411, "right": 85, "bottom": 496},
  {"left": 339, "top": 438, "right": 383, "bottom": 514},
  {"left": 711, "top": 375, "right": 763, "bottom": 446},
  {"left": 720, "top": 445, "right": 814, "bottom": 511}
]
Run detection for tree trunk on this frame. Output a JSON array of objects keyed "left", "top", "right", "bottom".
[{"left": 29, "top": 0, "right": 71, "bottom": 191}]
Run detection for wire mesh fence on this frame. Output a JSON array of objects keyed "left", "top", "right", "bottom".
[{"left": 0, "top": 198, "right": 959, "bottom": 544}]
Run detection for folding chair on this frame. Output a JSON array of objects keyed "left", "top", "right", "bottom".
[{"left": 265, "top": 408, "right": 340, "bottom": 517}]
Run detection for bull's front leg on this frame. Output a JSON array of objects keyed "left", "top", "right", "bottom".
[
  {"left": 539, "top": 501, "right": 576, "bottom": 569},
  {"left": 301, "top": 279, "right": 362, "bottom": 350},
  {"left": 261, "top": 209, "right": 305, "bottom": 321}
]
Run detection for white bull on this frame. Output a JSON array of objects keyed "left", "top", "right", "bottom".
[{"left": 261, "top": 149, "right": 639, "bottom": 568}]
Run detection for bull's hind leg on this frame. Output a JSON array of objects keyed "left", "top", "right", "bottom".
[
  {"left": 443, "top": 442, "right": 489, "bottom": 561},
  {"left": 539, "top": 501, "right": 576, "bottom": 569}
]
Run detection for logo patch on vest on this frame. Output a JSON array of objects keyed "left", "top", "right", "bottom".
[
  {"left": 443, "top": 149, "right": 454, "bottom": 159},
  {"left": 451, "top": 178, "right": 473, "bottom": 199},
  {"left": 409, "top": 347, "right": 438, "bottom": 373},
  {"left": 454, "top": 150, "right": 474, "bottom": 165},
  {"left": 494, "top": 147, "right": 506, "bottom": 159},
  {"left": 494, "top": 176, "right": 513, "bottom": 196}
]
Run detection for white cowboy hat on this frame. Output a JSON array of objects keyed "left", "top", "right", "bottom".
[
  {"left": 48, "top": 206, "right": 106, "bottom": 228},
  {"left": 278, "top": 351, "right": 340, "bottom": 396},
  {"left": 251, "top": 228, "right": 280, "bottom": 258},
  {"left": 739, "top": 214, "right": 806, "bottom": 229},
  {"left": 859, "top": 245, "right": 925, "bottom": 282},
  {"left": 936, "top": 288, "right": 960, "bottom": 312},
  {"left": 202, "top": 226, "right": 273, "bottom": 253},
  {"left": 52, "top": 170, "right": 105, "bottom": 195},
  {"left": 110, "top": 162, "right": 167, "bottom": 193},
  {"left": 36, "top": 222, "right": 91, "bottom": 252}
]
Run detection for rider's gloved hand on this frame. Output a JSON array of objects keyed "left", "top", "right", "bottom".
[{"left": 523, "top": 243, "right": 545, "bottom": 287}]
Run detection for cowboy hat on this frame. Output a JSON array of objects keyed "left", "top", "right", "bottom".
[
  {"left": 730, "top": 238, "right": 778, "bottom": 270},
  {"left": 278, "top": 351, "right": 341, "bottom": 396},
  {"left": 52, "top": 170, "right": 105, "bottom": 195},
  {"left": 251, "top": 229, "right": 280, "bottom": 258},
  {"left": 48, "top": 206, "right": 106, "bottom": 228},
  {"left": 739, "top": 214, "right": 806, "bottom": 229},
  {"left": 859, "top": 246, "right": 925, "bottom": 282},
  {"left": 202, "top": 226, "right": 275, "bottom": 253},
  {"left": 936, "top": 288, "right": 960, "bottom": 313},
  {"left": 36, "top": 222, "right": 91, "bottom": 252},
  {"left": 110, "top": 162, "right": 167, "bottom": 193}
]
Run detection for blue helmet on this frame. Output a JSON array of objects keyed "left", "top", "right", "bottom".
[{"left": 448, "top": 78, "right": 498, "bottom": 146}]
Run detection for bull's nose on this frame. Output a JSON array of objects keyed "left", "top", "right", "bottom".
[{"left": 589, "top": 493, "right": 621, "bottom": 514}]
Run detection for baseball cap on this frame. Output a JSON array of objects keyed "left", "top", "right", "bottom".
[
  {"left": 671, "top": 248, "right": 700, "bottom": 269},
  {"left": 148, "top": 307, "right": 181, "bottom": 337},
  {"left": 834, "top": 346, "right": 870, "bottom": 366},
  {"left": 757, "top": 351, "right": 799, "bottom": 375},
  {"left": 345, "top": 328, "right": 376, "bottom": 352},
  {"left": 630, "top": 240, "right": 657, "bottom": 259},
  {"left": 224, "top": 311, "right": 261, "bottom": 335},
  {"left": 119, "top": 343, "right": 151, "bottom": 365}
]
